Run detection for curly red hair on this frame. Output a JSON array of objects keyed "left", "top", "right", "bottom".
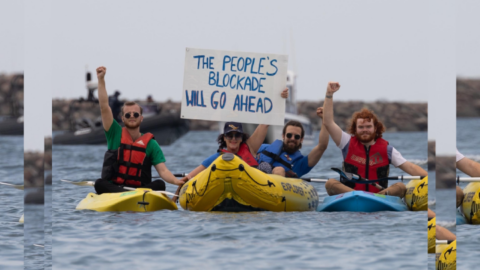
[{"left": 348, "top": 108, "right": 385, "bottom": 139}]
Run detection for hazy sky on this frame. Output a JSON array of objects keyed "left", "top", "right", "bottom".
[
  {"left": 427, "top": 0, "right": 456, "bottom": 155},
  {"left": 1, "top": 0, "right": 474, "bottom": 152},
  {"left": 46, "top": 0, "right": 430, "bottom": 102},
  {"left": 457, "top": 0, "right": 480, "bottom": 78}
]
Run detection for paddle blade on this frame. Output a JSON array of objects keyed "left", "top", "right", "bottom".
[
  {"left": 0, "top": 181, "right": 24, "bottom": 190},
  {"left": 153, "top": 190, "right": 176, "bottom": 197},
  {"left": 330, "top": 168, "right": 362, "bottom": 181},
  {"left": 61, "top": 179, "right": 95, "bottom": 187}
]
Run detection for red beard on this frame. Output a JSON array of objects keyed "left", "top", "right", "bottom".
[
  {"left": 355, "top": 131, "right": 375, "bottom": 143},
  {"left": 124, "top": 120, "right": 141, "bottom": 129}
]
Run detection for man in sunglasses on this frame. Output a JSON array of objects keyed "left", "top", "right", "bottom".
[
  {"left": 256, "top": 108, "right": 330, "bottom": 178},
  {"left": 322, "top": 82, "right": 427, "bottom": 198},
  {"left": 93, "top": 66, "right": 185, "bottom": 194}
]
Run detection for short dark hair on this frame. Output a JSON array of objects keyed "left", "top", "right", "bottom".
[
  {"left": 283, "top": 120, "right": 304, "bottom": 138},
  {"left": 217, "top": 133, "right": 250, "bottom": 151},
  {"left": 121, "top": 101, "right": 143, "bottom": 115}
]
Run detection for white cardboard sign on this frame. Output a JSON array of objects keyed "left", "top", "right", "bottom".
[{"left": 181, "top": 48, "right": 288, "bottom": 125}]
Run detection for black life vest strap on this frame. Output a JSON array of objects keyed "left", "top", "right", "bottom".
[
  {"left": 120, "top": 143, "right": 147, "bottom": 153},
  {"left": 261, "top": 150, "right": 293, "bottom": 169},
  {"left": 116, "top": 173, "right": 142, "bottom": 183},
  {"left": 117, "top": 160, "right": 143, "bottom": 169}
]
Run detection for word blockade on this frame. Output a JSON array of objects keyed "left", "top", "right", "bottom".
[{"left": 181, "top": 48, "right": 288, "bottom": 125}]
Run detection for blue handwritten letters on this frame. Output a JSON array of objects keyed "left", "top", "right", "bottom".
[
  {"left": 182, "top": 48, "right": 287, "bottom": 125},
  {"left": 185, "top": 53, "right": 279, "bottom": 114}
]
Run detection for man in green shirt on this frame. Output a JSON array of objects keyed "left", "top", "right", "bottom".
[{"left": 94, "top": 66, "right": 185, "bottom": 194}]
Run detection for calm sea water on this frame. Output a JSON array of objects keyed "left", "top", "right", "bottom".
[
  {"left": 45, "top": 183, "right": 52, "bottom": 269},
  {"left": 0, "top": 136, "right": 23, "bottom": 269},
  {"left": 24, "top": 200, "right": 44, "bottom": 270},
  {"left": 456, "top": 118, "right": 480, "bottom": 269},
  {"left": 53, "top": 131, "right": 428, "bottom": 269}
]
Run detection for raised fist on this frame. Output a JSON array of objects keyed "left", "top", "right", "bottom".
[
  {"left": 326, "top": 82, "right": 340, "bottom": 95},
  {"left": 316, "top": 107, "right": 324, "bottom": 119},
  {"left": 96, "top": 66, "right": 106, "bottom": 80}
]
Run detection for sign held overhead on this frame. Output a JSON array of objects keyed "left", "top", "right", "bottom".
[{"left": 181, "top": 48, "right": 288, "bottom": 125}]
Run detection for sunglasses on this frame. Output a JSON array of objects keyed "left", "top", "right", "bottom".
[
  {"left": 124, "top": 112, "right": 141, "bottom": 119},
  {"left": 225, "top": 132, "right": 243, "bottom": 140},
  {"left": 286, "top": 133, "right": 301, "bottom": 140}
]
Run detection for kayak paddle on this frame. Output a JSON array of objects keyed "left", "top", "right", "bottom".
[
  {"left": 153, "top": 173, "right": 188, "bottom": 180},
  {"left": 330, "top": 168, "right": 424, "bottom": 183},
  {"left": 436, "top": 240, "right": 455, "bottom": 245},
  {"left": 0, "top": 181, "right": 24, "bottom": 190},
  {"left": 60, "top": 179, "right": 176, "bottom": 197},
  {"left": 456, "top": 176, "right": 480, "bottom": 184},
  {"left": 304, "top": 168, "right": 425, "bottom": 191}
]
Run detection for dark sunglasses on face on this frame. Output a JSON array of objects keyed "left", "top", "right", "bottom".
[
  {"left": 225, "top": 132, "right": 242, "bottom": 140},
  {"left": 286, "top": 133, "right": 301, "bottom": 140},
  {"left": 124, "top": 112, "right": 141, "bottom": 119}
]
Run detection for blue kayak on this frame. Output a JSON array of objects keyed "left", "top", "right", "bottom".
[
  {"left": 317, "top": 191, "right": 408, "bottom": 212},
  {"left": 456, "top": 209, "right": 467, "bottom": 225}
]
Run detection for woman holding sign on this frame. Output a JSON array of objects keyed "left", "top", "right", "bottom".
[{"left": 175, "top": 89, "right": 288, "bottom": 189}]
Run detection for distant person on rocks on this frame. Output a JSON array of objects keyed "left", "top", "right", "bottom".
[
  {"left": 109, "top": 90, "right": 122, "bottom": 122},
  {"left": 94, "top": 66, "right": 185, "bottom": 195},
  {"left": 322, "top": 82, "right": 427, "bottom": 198},
  {"left": 142, "top": 95, "right": 161, "bottom": 115}
]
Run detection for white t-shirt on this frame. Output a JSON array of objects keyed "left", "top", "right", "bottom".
[
  {"left": 338, "top": 131, "right": 407, "bottom": 167},
  {"left": 456, "top": 149, "right": 465, "bottom": 162}
]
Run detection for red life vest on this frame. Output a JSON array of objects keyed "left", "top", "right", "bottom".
[
  {"left": 343, "top": 136, "right": 390, "bottom": 193},
  {"left": 112, "top": 128, "right": 154, "bottom": 187},
  {"left": 221, "top": 142, "right": 259, "bottom": 167}
]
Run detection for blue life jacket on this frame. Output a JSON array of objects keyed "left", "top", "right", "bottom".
[{"left": 257, "top": 140, "right": 303, "bottom": 172}]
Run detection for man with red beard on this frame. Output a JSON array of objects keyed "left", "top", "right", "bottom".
[
  {"left": 322, "top": 82, "right": 427, "bottom": 198},
  {"left": 256, "top": 107, "right": 329, "bottom": 178},
  {"left": 93, "top": 66, "right": 185, "bottom": 194}
]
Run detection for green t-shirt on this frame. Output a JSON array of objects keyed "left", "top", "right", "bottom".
[{"left": 104, "top": 120, "right": 166, "bottom": 165}]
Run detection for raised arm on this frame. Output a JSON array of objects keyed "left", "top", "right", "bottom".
[
  {"left": 307, "top": 107, "right": 329, "bottom": 167},
  {"left": 398, "top": 161, "right": 428, "bottom": 177},
  {"left": 247, "top": 88, "right": 289, "bottom": 155},
  {"left": 323, "top": 82, "right": 343, "bottom": 146},
  {"left": 457, "top": 156, "right": 480, "bottom": 177},
  {"left": 96, "top": 66, "right": 114, "bottom": 131}
]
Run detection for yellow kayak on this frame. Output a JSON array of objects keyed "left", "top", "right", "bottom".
[
  {"left": 76, "top": 188, "right": 177, "bottom": 212},
  {"left": 19, "top": 214, "right": 24, "bottom": 224},
  {"left": 461, "top": 182, "right": 480, "bottom": 224},
  {"left": 436, "top": 240, "right": 456, "bottom": 270},
  {"left": 179, "top": 153, "right": 319, "bottom": 212},
  {"left": 428, "top": 217, "right": 435, "bottom": 254},
  {"left": 404, "top": 176, "right": 428, "bottom": 211}
]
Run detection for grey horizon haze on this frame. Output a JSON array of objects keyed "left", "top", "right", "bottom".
[
  {"left": 46, "top": 0, "right": 429, "bottom": 103},
  {"left": 4, "top": 1, "right": 478, "bottom": 151}
]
